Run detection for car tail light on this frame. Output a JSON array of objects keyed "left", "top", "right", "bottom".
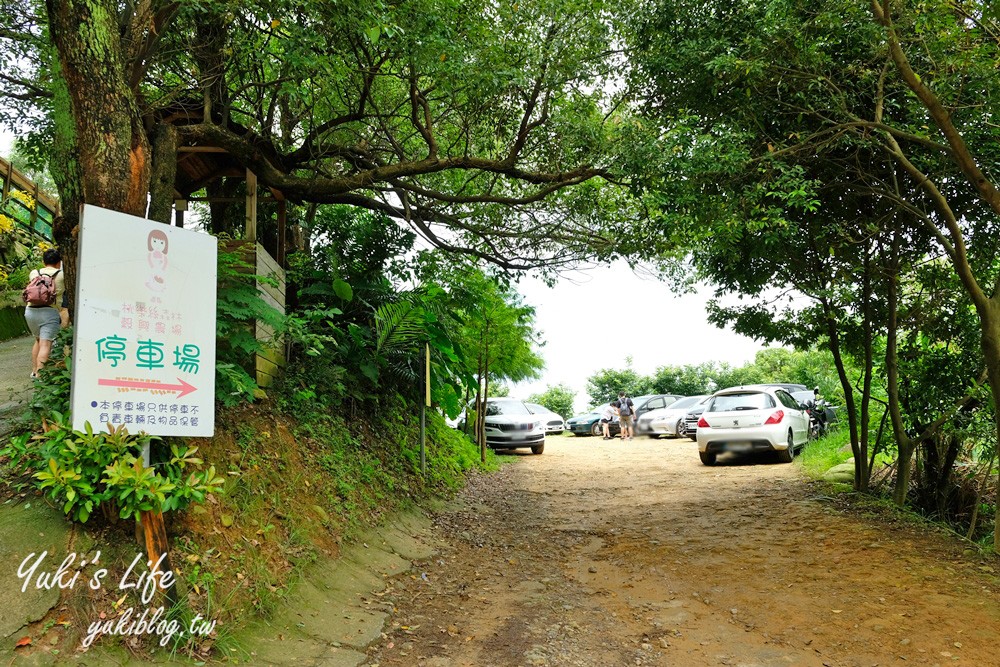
[
  {"left": 764, "top": 410, "right": 784, "bottom": 425},
  {"left": 697, "top": 416, "right": 709, "bottom": 428}
]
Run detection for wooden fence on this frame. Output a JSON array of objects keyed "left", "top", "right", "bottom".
[
  {"left": 223, "top": 240, "right": 287, "bottom": 388},
  {"left": 0, "top": 156, "right": 59, "bottom": 240}
]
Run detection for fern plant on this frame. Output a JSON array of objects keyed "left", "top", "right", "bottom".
[{"left": 374, "top": 300, "right": 425, "bottom": 354}]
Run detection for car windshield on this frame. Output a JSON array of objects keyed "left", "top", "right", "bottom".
[
  {"left": 485, "top": 401, "right": 530, "bottom": 416},
  {"left": 666, "top": 396, "right": 702, "bottom": 409},
  {"left": 709, "top": 392, "right": 775, "bottom": 412},
  {"left": 525, "top": 403, "right": 552, "bottom": 414}
]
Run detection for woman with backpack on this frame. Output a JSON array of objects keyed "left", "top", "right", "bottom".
[
  {"left": 614, "top": 391, "right": 636, "bottom": 441},
  {"left": 23, "top": 248, "right": 64, "bottom": 378}
]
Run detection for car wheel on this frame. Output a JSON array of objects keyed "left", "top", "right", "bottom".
[
  {"left": 675, "top": 419, "right": 686, "bottom": 437},
  {"left": 590, "top": 422, "right": 603, "bottom": 436},
  {"left": 531, "top": 443, "right": 544, "bottom": 455},
  {"left": 777, "top": 430, "right": 795, "bottom": 463},
  {"left": 699, "top": 450, "right": 717, "bottom": 466}
]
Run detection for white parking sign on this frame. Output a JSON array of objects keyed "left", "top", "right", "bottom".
[{"left": 70, "top": 205, "right": 217, "bottom": 436}]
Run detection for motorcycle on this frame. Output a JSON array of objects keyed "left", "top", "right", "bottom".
[{"left": 806, "top": 399, "right": 830, "bottom": 440}]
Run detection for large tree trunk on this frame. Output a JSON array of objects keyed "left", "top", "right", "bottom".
[
  {"left": 823, "top": 299, "right": 863, "bottom": 486},
  {"left": 48, "top": 56, "right": 83, "bottom": 316},
  {"left": 885, "top": 227, "right": 914, "bottom": 506},
  {"left": 46, "top": 0, "right": 151, "bottom": 218},
  {"left": 148, "top": 123, "right": 178, "bottom": 223},
  {"left": 857, "top": 247, "right": 875, "bottom": 489},
  {"left": 978, "top": 301, "right": 1000, "bottom": 550}
]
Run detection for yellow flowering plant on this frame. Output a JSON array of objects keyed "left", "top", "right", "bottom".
[{"left": 0, "top": 189, "right": 44, "bottom": 297}]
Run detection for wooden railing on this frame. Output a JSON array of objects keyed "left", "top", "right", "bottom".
[{"left": 0, "top": 155, "right": 59, "bottom": 240}]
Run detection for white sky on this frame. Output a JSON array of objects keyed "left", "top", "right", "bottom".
[
  {"left": 1, "top": 129, "right": 768, "bottom": 413},
  {"left": 511, "top": 262, "right": 765, "bottom": 412}
]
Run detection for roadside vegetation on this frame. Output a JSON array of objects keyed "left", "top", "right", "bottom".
[
  {"left": 0, "top": 203, "right": 532, "bottom": 658},
  {"left": 0, "top": 0, "right": 999, "bottom": 658}
]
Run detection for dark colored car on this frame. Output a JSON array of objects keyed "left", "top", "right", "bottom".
[
  {"left": 567, "top": 406, "right": 620, "bottom": 437},
  {"left": 684, "top": 405, "right": 708, "bottom": 441},
  {"left": 739, "top": 383, "right": 809, "bottom": 394},
  {"left": 791, "top": 390, "right": 839, "bottom": 429}
]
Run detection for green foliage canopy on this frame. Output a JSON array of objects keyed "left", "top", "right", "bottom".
[{"left": 527, "top": 383, "right": 575, "bottom": 420}]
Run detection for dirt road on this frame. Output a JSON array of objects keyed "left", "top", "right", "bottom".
[{"left": 366, "top": 435, "right": 1000, "bottom": 667}]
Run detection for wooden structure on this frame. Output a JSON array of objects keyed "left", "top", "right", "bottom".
[
  {"left": 253, "top": 243, "right": 286, "bottom": 388},
  {"left": 171, "top": 139, "right": 288, "bottom": 387},
  {"left": 0, "top": 155, "right": 60, "bottom": 240}
]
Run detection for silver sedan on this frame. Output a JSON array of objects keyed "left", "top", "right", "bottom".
[{"left": 637, "top": 395, "right": 708, "bottom": 438}]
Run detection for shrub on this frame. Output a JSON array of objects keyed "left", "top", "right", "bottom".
[{"left": 2, "top": 415, "right": 224, "bottom": 523}]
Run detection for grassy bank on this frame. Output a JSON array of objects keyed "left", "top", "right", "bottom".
[
  {"left": 1, "top": 395, "right": 495, "bottom": 661},
  {"left": 797, "top": 426, "right": 853, "bottom": 478}
]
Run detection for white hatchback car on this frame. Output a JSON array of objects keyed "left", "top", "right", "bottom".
[{"left": 696, "top": 386, "right": 809, "bottom": 465}]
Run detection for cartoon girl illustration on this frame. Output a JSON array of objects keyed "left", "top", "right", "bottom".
[{"left": 145, "top": 229, "right": 169, "bottom": 292}]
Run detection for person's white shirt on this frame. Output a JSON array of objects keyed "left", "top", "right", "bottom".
[{"left": 601, "top": 405, "right": 614, "bottom": 421}]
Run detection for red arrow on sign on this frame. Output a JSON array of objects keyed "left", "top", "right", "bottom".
[{"left": 98, "top": 377, "right": 197, "bottom": 398}]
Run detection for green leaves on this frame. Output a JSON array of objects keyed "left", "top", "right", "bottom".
[
  {"left": 374, "top": 300, "right": 425, "bottom": 354},
  {"left": 7, "top": 420, "right": 224, "bottom": 524},
  {"left": 527, "top": 384, "right": 575, "bottom": 420},
  {"left": 332, "top": 278, "right": 353, "bottom": 302}
]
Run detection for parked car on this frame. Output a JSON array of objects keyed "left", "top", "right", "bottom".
[
  {"left": 687, "top": 384, "right": 806, "bottom": 441},
  {"left": 790, "top": 390, "right": 838, "bottom": 423},
  {"left": 790, "top": 390, "right": 838, "bottom": 439},
  {"left": 636, "top": 395, "right": 708, "bottom": 438},
  {"left": 740, "top": 383, "right": 808, "bottom": 393},
  {"left": 480, "top": 398, "right": 546, "bottom": 454},
  {"left": 683, "top": 404, "right": 708, "bottom": 441},
  {"left": 567, "top": 406, "right": 620, "bottom": 437},
  {"left": 696, "top": 386, "right": 810, "bottom": 465},
  {"left": 628, "top": 394, "right": 686, "bottom": 421},
  {"left": 525, "top": 402, "right": 567, "bottom": 434}
]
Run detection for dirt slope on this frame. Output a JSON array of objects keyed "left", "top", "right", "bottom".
[{"left": 367, "top": 435, "right": 1000, "bottom": 667}]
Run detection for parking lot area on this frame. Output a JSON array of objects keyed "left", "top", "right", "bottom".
[{"left": 369, "top": 433, "right": 1000, "bottom": 666}]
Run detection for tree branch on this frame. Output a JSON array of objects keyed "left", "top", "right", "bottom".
[
  {"left": 872, "top": 0, "right": 1000, "bottom": 217},
  {"left": 176, "top": 122, "right": 609, "bottom": 202}
]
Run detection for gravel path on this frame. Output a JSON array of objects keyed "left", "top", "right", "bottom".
[{"left": 367, "top": 434, "right": 1000, "bottom": 667}]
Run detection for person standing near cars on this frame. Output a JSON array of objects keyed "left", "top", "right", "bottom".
[
  {"left": 614, "top": 391, "right": 635, "bottom": 441},
  {"left": 23, "top": 249, "right": 64, "bottom": 378},
  {"left": 600, "top": 402, "right": 616, "bottom": 440}
]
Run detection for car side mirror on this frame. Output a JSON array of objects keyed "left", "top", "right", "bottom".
[{"left": 798, "top": 402, "right": 808, "bottom": 410}]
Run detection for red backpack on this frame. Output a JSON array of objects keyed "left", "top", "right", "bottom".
[{"left": 23, "top": 269, "right": 60, "bottom": 307}]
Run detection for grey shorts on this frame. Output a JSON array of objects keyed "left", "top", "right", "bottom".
[
  {"left": 619, "top": 414, "right": 634, "bottom": 428},
  {"left": 25, "top": 306, "right": 61, "bottom": 341}
]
